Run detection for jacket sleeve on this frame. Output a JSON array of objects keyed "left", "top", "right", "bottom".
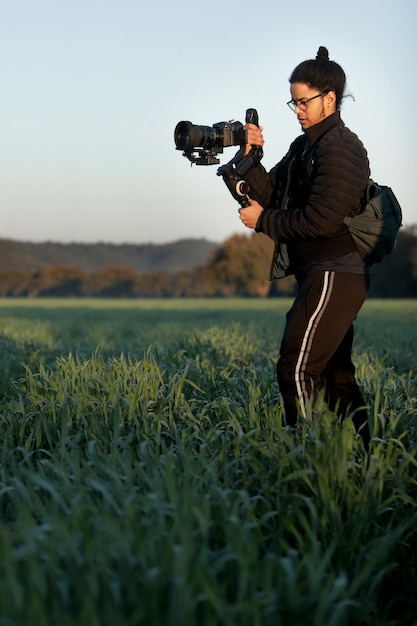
[
  {"left": 255, "top": 130, "right": 369, "bottom": 241},
  {"left": 243, "top": 161, "right": 282, "bottom": 209},
  {"left": 244, "top": 136, "right": 305, "bottom": 210}
]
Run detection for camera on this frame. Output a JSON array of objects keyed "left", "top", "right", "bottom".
[
  {"left": 174, "top": 109, "right": 263, "bottom": 208},
  {"left": 174, "top": 120, "right": 247, "bottom": 166}
]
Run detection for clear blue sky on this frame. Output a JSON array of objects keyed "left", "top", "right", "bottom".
[{"left": 0, "top": 0, "right": 415, "bottom": 244}]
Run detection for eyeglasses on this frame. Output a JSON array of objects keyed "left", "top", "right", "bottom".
[{"left": 287, "top": 92, "right": 327, "bottom": 112}]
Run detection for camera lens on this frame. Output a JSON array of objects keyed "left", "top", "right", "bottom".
[
  {"left": 174, "top": 121, "right": 220, "bottom": 151},
  {"left": 174, "top": 121, "right": 193, "bottom": 150}
]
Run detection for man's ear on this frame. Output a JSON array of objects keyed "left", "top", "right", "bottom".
[{"left": 325, "top": 90, "right": 337, "bottom": 111}]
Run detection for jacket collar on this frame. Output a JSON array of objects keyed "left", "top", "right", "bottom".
[{"left": 304, "top": 111, "right": 344, "bottom": 147}]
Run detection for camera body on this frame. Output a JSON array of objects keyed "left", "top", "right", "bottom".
[
  {"left": 174, "top": 120, "right": 247, "bottom": 165},
  {"left": 174, "top": 109, "right": 263, "bottom": 208}
]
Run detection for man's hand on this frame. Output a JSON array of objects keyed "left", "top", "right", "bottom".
[
  {"left": 242, "top": 123, "right": 264, "bottom": 156},
  {"left": 239, "top": 199, "right": 264, "bottom": 229}
]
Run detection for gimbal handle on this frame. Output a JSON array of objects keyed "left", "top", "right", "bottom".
[
  {"left": 216, "top": 108, "right": 263, "bottom": 208},
  {"left": 241, "top": 108, "right": 263, "bottom": 172}
]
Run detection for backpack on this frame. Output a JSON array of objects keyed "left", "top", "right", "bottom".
[{"left": 343, "top": 180, "right": 403, "bottom": 264}]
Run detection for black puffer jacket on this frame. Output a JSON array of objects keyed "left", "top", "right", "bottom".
[{"left": 245, "top": 111, "right": 370, "bottom": 278}]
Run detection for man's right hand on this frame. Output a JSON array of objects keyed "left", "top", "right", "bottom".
[{"left": 243, "top": 123, "right": 265, "bottom": 156}]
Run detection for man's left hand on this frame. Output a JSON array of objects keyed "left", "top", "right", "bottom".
[{"left": 239, "top": 199, "right": 264, "bottom": 229}]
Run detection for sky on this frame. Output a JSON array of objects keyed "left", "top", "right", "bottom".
[{"left": 0, "top": 0, "right": 416, "bottom": 245}]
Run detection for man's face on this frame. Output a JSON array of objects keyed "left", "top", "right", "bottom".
[{"left": 289, "top": 82, "right": 336, "bottom": 130}]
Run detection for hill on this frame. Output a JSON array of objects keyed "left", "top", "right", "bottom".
[{"left": 0, "top": 238, "right": 218, "bottom": 273}]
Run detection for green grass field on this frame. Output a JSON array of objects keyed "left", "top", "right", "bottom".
[{"left": 0, "top": 298, "right": 416, "bottom": 626}]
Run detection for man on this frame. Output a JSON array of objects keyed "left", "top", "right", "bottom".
[{"left": 239, "top": 46, "right": 371, "bottom": 447}]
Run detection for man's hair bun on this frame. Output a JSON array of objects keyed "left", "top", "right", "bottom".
[{"left": 316, "top": 46, "right": 329, "bottom": 61}]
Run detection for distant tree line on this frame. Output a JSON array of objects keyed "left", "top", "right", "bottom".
[
  {"left": 0, "top": 230, "right": 416, "bottom": 298},
  {"left": 0, "top": 237, "right": 215, "bottom": 274}
]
